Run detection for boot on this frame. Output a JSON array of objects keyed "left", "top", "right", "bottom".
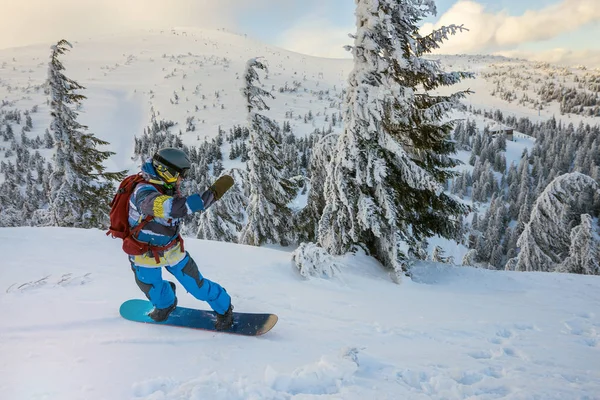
[
  {"left": 149, "top": 281, "right": 177, "bottom": 322},
  {"left": 215, "top": 304, "right": 234, "bottom": 331}
]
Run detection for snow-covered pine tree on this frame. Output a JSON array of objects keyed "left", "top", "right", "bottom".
[
  {"left": 431, "top": 246, "right": 453, "bottom": 264},
  {"left": 43, "top": 129, "right": 54, "bottom": 149},
  {"left": 317, "top": 0, "right": 472, "bottom": 277},
  {"left": 239, "top": 58, "right": 296, "bottom": 246},
  {"left": 196, "top": 169, "right": 249, "bottom": 243},
  {"left": 559, "top": 214, "right": 600, "bottom": 275},
  {"left": 291, "top": 242, "right": 341, "bottom": 279},
  {"left": 45, "top": 40, "right": 125, "bottom": 228},
  {"left": 512, "top": 172, "right": 599, "bottom": 273},
  {"left": 296, "top": 133, "right": 338, "bottom": 243},
  {"left": 0, "top": 163, "right": 24, "bottom": 227},
  {"left": 482, "top": 195, "right": 509, "bottom": 269},
  {"left": 504, "top": 193, "right": 530, "bottom": 258},
  {"left": 462, "top": 249, "right": 477, "bottom": 267}
]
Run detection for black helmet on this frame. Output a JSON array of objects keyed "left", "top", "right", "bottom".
[{"left": 152, "top": 147, "right": 191, "bottom": 184}]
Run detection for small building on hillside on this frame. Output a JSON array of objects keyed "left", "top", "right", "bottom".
[{"left": 488, "top": 122, "right": 514, "bottom": 141}]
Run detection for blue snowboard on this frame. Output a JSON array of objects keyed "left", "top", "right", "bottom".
[{"left": 119, "top": 299, "right": 278, "bottom": 336}]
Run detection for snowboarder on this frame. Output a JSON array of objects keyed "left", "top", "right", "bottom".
[{"left": 120, "top": 147, "right": 233, "bottom": 329}]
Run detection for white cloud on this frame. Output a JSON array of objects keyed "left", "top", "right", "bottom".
[
  {"left": 275, "top": 0, "right": 600, "bottom": 63},
  {"left": 421, "top": 0, "right": 600, "bottom": 53},
  {"left": 0, "top": 0, "right": 259, "bottom": 49},
  {"left": 497, "top": 48, "right": 600, "bottom": 69},
  {"left": 276, "top": 18, "right": 353, "bottom": 59}
]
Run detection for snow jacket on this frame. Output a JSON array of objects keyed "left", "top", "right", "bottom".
[{"left": 128, "top": 161, "right": 205, "bottom": 248}]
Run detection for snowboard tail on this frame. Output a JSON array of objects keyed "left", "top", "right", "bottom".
[{"left": 119, "top": 299, "right": 277, "bottom": 336}]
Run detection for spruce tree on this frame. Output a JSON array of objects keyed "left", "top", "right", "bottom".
[
  {"left": 45, "top": 40, "right": 125, "bottom": 228},
  {"left": 239, "top": 58, "right": 296, "bottom": 246},
  {"left": 560, "top": 214, "right": 600, "bottom": 275},
  {"left": 512, "top": 172, "right": 599, "bottom": 272},
  {"left": 318, "top": 0, "right": 471, "bottom": 277},
  {"left": 296, "top": 134, "right": 338, "bottom": 243},
  {"left": 462, "top": 249, "right": 477, "bottom": 267},
  {"left": 0, "top": 163, "right": 24, "bottom": 227},
  {"left": 197, "top": 169, "right": 248, "bottom": 243}
]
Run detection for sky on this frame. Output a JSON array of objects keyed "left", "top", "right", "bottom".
[{"left": 1, "top": 0, "right": 599, "bottom": 67}]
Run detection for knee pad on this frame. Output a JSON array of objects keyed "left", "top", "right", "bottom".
[{"left": 180, "top": 257, "right": 205, "bottom": 289}]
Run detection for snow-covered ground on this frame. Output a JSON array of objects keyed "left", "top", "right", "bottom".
[
  {"left": 1, "top": 27, "right": 600, "bottom": 400},
  {"left": 1, "top": 227, "right": 599, "bottom": 399}
]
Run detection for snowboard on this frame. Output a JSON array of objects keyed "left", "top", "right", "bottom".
[{"left": 119, "top": 299, "right": 278, "bottom": 336}]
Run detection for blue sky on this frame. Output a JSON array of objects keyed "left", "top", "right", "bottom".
[{"left": 1, "top": 0, "right": 599, "bottom": 67}]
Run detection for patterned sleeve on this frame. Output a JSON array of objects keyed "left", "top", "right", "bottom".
[{"left": 133, "top": 185, "right": 205, "bottom": 219}]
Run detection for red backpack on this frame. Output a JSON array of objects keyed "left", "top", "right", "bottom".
[{"left": 106, "top": 174, "right": 184, "bottom": 262}]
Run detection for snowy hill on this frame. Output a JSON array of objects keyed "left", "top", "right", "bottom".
[
  {"left": 0, "top": 28, "right": 352, "bottom": 175},
  {"left": 433, "top": 54, "right": 600, "bottom": 124},
  {"left": 0, "top": 28, "right": 598, "bottom": 177},
  {"left": 2, "top": 27, "right": 600, "bottom": 399},
  {"left": 1, "top": 227, "right": 600, "bottom": 399}
]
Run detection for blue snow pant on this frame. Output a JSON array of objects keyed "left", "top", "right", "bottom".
[{"left": 130, "top": 251, "right": 231, "bottom": 315}]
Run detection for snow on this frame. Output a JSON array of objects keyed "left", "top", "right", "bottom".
[
  {"left": 432, "top": 55, "right": 599, "bottom": 126},
  {"left": 0, "top": 29, "right": 578, "bottom": 185},
  {"left": 1, "top": 26, "right": 600, "bottom": 399},
  {"left": 1, "top": 227, "right": 600, "bottom": 399}
]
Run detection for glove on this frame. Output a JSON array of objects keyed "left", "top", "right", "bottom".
[
  {"left": 200, "top": 175, "right": 234, "bottom": 209},
  {"left": 209, "top": 175, "right": 234, "bottom": 200}
]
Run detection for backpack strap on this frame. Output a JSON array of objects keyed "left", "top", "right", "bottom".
[
  {"left": 130, "top": 181, "right": 186, "bottom": 263},
  {"left": 129, "top": 179, "right": 167, "bottom": 238},
  {"left": 147, "top": 235, "right": 185, "bottom": 263},
  {"left": 131, "top": 216, "right": 185, "bottom": 263},
  {"left": 131, "top": 215, "right": 153, "bottom": 237}
]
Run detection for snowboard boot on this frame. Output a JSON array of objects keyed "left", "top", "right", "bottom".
[
  {"left": 215, "top": 304, "right": 234, "bottom": 331},
  {"left": 148, "top": 281, "right": 178, "bottom": 322}
]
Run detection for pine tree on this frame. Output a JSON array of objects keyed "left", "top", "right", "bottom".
[
  {"left": 484, "top": 196, "right": 508, "bottom": 269},
  {"left": 431, "top": 246, "right": 453, "bottom": 264},
  {"left": 197, "top": 169, "right": 249, "bottom": 243},
  {"left": 317, "top": 0, "right": 471, "bottom": 278},
  {"left": 0, "top": 162, "right": 24, "bottom": 227},
  {"left": 512, "top": 172, "right": 599, "bottom": 272},
  {"left": 462, "top": 249, "right": 477, "bottom": 267},
  {"left": 292, "top": 242, "right": 341, "bottom": 279},
  {"left": 239, "top": 58, "right": 296, "bottom": 246},
  {"left": 44, "top": 40, "right": 125, "bottom": 228},
  {"left": 296, "top": 134, "right": 338, "bottom": 242},
  {"left": 560, "top": 214, "right": 600, "bottom": 275}
]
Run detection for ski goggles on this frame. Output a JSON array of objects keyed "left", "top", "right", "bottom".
[{"left": 153, "top": 161, "right": 189, "bottom": 183}]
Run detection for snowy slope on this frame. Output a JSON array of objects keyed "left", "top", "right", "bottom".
[
  {"left": 0, "top": 28, "right": 598, "bottom": 177},
  {"left": 433, "top": 54, "right": 600, "bottom": 126},
  {"left": 0, "top": 28, "right": 351, "bottom": 175},
  {"left": 2, "top": 28, "right": 600, "bottom": 399},
  {"left": 1, "top": 228, "right": 600, "bottom": 399}
]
